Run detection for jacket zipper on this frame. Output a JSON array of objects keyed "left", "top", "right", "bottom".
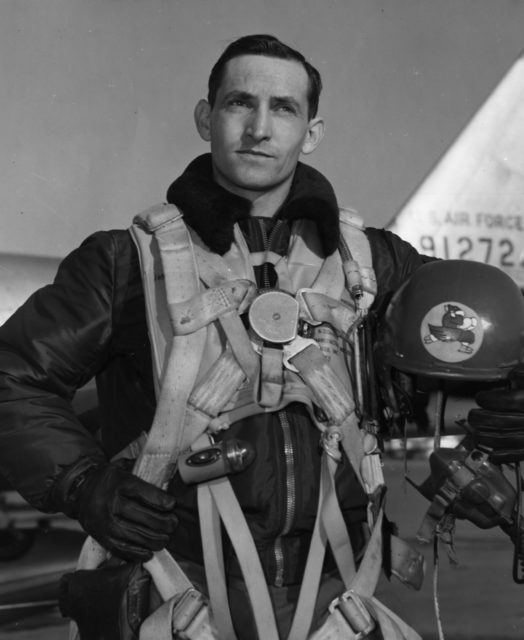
[
  {"left": 273, "top": 409, "right": 296, "bottom": 586},
  {"left": 258, "top": 218, "right": 284, "bottom": 289},
  {"left": 256, "top": 218, "right": 297, "bottom": 587}
]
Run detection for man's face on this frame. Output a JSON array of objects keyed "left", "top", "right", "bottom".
[{"left": 195, "top": 55, "right": 323, "bottom": 201}]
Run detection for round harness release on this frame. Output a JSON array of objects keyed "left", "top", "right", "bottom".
[{"left": 248, "top": 291, "right": 300, "bottom": 344}]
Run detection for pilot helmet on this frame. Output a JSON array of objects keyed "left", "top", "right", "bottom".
[{"left": 377, "top": 259, "right": 524, "bottom": 382}]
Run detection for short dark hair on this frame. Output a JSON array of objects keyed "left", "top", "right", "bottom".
[{"left": 207, "top": 34, "right": 322, "bottom": 119}]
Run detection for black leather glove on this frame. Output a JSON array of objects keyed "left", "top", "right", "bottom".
[
  {"left": 414, "top": 447, "right": 515, "bottom": 531},
  {"left": 65, "top": 461, "right": 178, "bottom": 561},
  {"left": 467, "top": 365, "right": 524, "bottom": 463}
]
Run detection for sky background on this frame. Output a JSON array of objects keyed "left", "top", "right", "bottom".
[{"left": 2, "top": 0, "right": 524, "bottom": 257}]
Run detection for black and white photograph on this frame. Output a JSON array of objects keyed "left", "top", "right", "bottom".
[{"left": 1, "top": 2, "right": 524, "bottom": 639}]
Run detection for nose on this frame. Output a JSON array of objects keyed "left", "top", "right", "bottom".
[{"left": 245, "top": 107, "right": 271, "bottom": 141}]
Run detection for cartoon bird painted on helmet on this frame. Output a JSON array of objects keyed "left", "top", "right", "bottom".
[{"left": 423, "top": 304, "right": 478, "bottom": 354}]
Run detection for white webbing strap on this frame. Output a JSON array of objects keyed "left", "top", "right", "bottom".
[
  {"left": 133, "top": 329, "right": 207, "bottom": 485},
  {"left": 288, "top": 343, "right": 366, "bottom": 489},
  {"left": 71, "top": 206, "right": 217, "bottom": 640},
  {"left": 185, "top": 349, "right": 248, "bottom": 430},
  {"left": 130, "top": 208, "right": 219, "bottom": 635},
  {"left": 258, "top": 345, "right": 285, "bottom": 408},
  {"left": 286, "top": 453, "right": 356, "bottom": 640},
  {"left": 282, "top": 341, "right": 417, "bottom": 639},
  {"left": 132, "top": 208, "right": 207, "bottom": 486},
  {"left": 139, "top": 589, "right": 216, "bottom": 640},
  {"left": 197, "top": 484, "right": 235, "bottom": 639},
  {"left": 287, "top": 453, "right": 390, "bottom": 640},
  {"left": 198, "top": 478, "right": 280, "bottom": 640},
  {"left": 318, "top": 592, "right": 423, "bottom": 640},
  {"left": 297, "top": 290, "right": 362, "bottom": 336},
  {"left": 312, "top": 500, "right": 423, "bottom": 640},
  {"left": 309, "top": 250, "right": 346, "bottom": 300},
  {"left": 168, "top": 280, "right": 254, "bottom": 335},
  {"left": 311, "top": 595, "right": 420, "bottom": 640},
  {"left": 189, "top": 239, "right": 259, "bottom": 381}
]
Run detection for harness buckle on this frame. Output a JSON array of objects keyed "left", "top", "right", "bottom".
[
  {"left": 295, "top": 288, "right": 323, "bottom": 327},
  {"left": 171, "top": 587, "right": 207, "bottom": 635},
  {"left": 328, "top": 590, "right": 375, "bottom": 639},
  {"left": 282, "top": 336, "right": 319, "bottom": 373}
]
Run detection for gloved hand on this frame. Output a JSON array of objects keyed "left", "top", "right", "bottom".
[
  {"left": 71, "top": 461, "right": 178, "bottom": 561},
  {"left": 415, "top": 447, "right": 515, "bottom": 531},
  {"left": 467, "top": 365, "right": 524, "bottom": 463}
]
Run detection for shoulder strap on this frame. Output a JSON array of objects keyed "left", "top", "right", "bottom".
[
  {"left": 129, "top": 203, "right": 192, "bottom": 392},
  {"left": 130, "top": 203, "right": 207, "bottom": 486},
  {"left": 72, "top": 205, "right": 218, "bottom": 640}
]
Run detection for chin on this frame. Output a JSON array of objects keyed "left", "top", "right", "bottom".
[{"left": 236, "top": 169, "right": 284, "bottom": 190}]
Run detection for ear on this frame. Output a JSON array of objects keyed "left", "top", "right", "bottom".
[
  {"left": 194, "top": 99, "right": 212, "bottom": 142},
  {"left": 301, "top": 117, "right": 325, "bottom": 155}
]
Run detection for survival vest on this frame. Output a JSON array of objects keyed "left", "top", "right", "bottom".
[{"left": 72, "top": 203, "right": 424, "bottom": 640}]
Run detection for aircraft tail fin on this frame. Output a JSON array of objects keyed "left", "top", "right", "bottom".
[{"left": 387, "top": 53, "right": 524, "bottom": 288}]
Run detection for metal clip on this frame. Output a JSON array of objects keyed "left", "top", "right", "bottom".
[
  {"left": 282, "top": 336, "right": 319, "bottom": 373},
  {"left": 321, "top": 427, "right": 343, "bottom": 462},
  {"left": 295, "top": 288, "right": 323, "bottom": 327},
  {"left": 360, "top": 432, "right": 384, "bottom": 494},
  {"left": 328, "top": 590, "right": 375, "bottom": 639},
  {"left": 171, "top": 588, "right": 207, "bottom": 634}
]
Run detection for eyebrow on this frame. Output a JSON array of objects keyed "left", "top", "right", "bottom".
[{"left": 221, "top": 90, "right": 254, "bottom": 103}]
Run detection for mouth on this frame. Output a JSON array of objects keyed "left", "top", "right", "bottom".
[{"left": 237, "top": 149, "right": 274, "bottom": 158}]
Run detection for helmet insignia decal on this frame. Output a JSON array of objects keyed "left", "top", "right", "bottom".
[{"left": 421, "top": 302, "right": 483, "bottom": 362}]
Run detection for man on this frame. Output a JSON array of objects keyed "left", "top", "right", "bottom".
[{"left": 0, "top": 34, "right": 521, "bottom": 640}]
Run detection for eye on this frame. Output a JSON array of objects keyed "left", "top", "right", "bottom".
[
  {"left": 225, "top": 97, "right": 251, "bottom": 111},
  {"left": 273, "top": 101, "right": 298, "bottom": 115}
]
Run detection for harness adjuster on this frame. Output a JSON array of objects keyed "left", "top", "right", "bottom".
[
  {"left": 328, "top": 590, "right": 375, "bottom": 639},
  {"left": 321, "top": 427, "right": 343, "bottom": 463},
  {"left": 282, "top": 336, "right": 319, "bottom": 372},
  {"left": 171, "top": 587, "right": 207, "bottom": 635}
]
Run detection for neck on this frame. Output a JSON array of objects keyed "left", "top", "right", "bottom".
[{"left": 248, "top": 186, "right": 290, "bottom": 218}]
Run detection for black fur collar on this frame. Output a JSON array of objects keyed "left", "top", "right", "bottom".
[{"left": 166, "top": 154, "right": 340, "bottom": 255}]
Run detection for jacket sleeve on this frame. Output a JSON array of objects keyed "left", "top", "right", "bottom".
[
  {"left": 0, "top": 232, "right": 123, "bottom": 512},
  {"left": 365, "top": 227, "right": 435, "bottom": 316}
]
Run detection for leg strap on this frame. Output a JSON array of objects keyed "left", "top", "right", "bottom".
[
  {"left": 312, "top": 502, "right": 423, "bottom": 640},
  {"left": 286, "top": 452, "right": 356, "bottom": 640},
  {"left": 198, "top": 478, "right": 280, "bottom": 640}
]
